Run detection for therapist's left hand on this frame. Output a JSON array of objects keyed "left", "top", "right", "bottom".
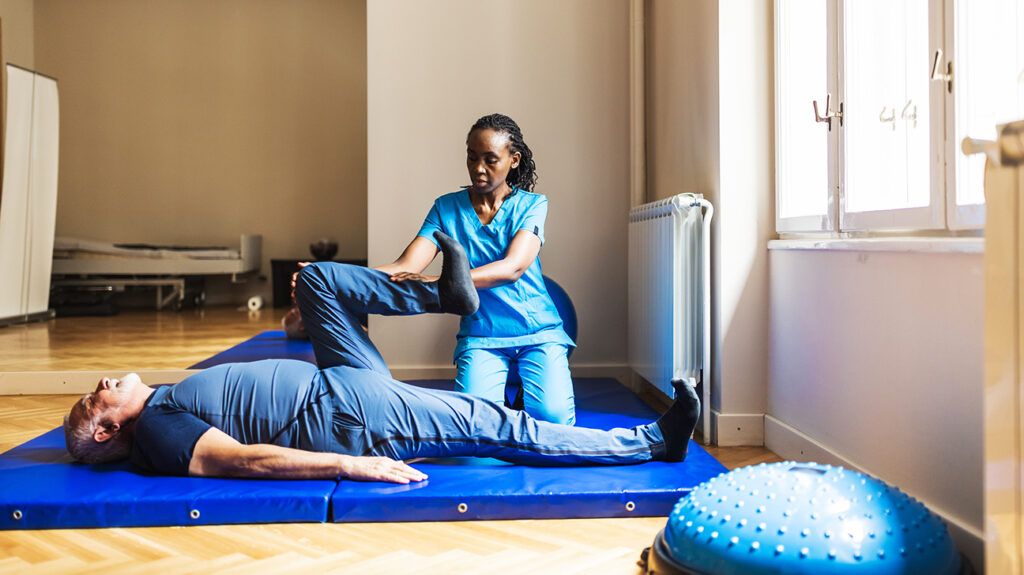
[{"left": 389, "top": 272, "right": 439, "bottom": 283}]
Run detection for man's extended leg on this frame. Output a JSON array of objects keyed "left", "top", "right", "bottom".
[{"left": 323, "top": 366, "right": 699, "bottom": 466}]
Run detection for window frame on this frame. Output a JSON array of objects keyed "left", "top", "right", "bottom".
[
  {"left": 836, "top": 0, "right": 946, "bottom": 233},
  {"left": 944, "top": 0, "right": 988, "bottom": 231},
  {"left": 773, "top": 0, "right": 839, "bottom": 234},
  {"left": 775, "top": 0, "right": 993, "bottom": 235}
]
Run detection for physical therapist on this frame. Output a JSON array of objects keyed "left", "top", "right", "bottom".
[{"left": 376, "top": 113, "right": 576, "bottom": 425}]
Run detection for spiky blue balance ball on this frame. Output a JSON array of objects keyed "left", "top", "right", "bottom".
[{"left": 643, "top": 462, "right": 962, "bottom": 574}]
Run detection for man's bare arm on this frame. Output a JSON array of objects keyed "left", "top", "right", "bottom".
[{"left": 188, "top": 427, "right": 428, "bottom": 483}]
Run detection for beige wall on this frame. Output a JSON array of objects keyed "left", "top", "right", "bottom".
[
  {"left": 768, "top": 247, "right": 984, "bottom": 564},
  {"left": 646, "top": 0, "right": 718, "bottom": 202},
  {"left": 0, "top": 0, "right": 35, "bottom": 179},
  {"left": 367, "top": 0, "right": 630, "bottom": 375},
  {"left": 0, "top": 0, "right": 33, "bottom": 69},
  {"left": 33, "top": 0, "right": 367, "bottom": 303},
  {"left": 646, "top": 0, "right": 773, "bottom": 442}
]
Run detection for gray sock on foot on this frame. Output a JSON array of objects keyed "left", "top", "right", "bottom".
[
  {"left": 434, "top": 231, "right": 480, "bottom": 316},
  {"left": 656, "top": 379, "right": 701, "bottom": 462}
]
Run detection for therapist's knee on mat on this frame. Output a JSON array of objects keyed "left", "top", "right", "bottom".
[{"left": 526, "top": 399, "right": 576, "bottom": 426}]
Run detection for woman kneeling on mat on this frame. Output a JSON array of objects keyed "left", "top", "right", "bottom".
[{"left": 291, "top": 113, "right": 576, "bottom": 425}]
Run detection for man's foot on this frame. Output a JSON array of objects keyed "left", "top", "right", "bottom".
[
  {"left": 656, "top": 379, "right": 701, "bottom": 462},
  {"left": 435, "top": 231, "right": 479, "bottom": 316}
]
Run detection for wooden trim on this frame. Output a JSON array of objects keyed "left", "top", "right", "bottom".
[{"left": 0, "top": 370, "right": 198, "bottom": 395}]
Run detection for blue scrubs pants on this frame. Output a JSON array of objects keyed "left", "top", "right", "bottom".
[
  {"left": 296, "top": 262, "right": 666, "bottom": 465},
  {"left": 456, "top": 345, "right": 576, "bottom": 425}
]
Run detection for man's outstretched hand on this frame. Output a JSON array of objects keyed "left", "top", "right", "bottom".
[{"left": 339, "top": 455, "right": 428, "bottom": 484}]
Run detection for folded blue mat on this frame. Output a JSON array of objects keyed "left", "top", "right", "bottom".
[{"left": 0, "top": 331, "right": 726, "bottom": 529}]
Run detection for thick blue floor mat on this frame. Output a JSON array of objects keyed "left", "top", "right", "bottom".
[
  {"left": 330, "top": 377, "right": 724, "bottom": 522},
  {"left": 0, "top": 331, "right": 726, "bottom": 528},
  {"left": 189, "top": 330, "right": 316, "bottom": 368},
  {"left": 0, "top": 429, "right": 335, "bottom": 529}
]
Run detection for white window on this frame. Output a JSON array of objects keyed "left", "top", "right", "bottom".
[
  {"left": 948, "top": 0, "right": 1024, "bottom": 229},
  {"left": 775, "top": 0, "right": 831, "bottom": 233},
  {"left": 775, "top": 0, "right": 1024, "bottom": 234}
]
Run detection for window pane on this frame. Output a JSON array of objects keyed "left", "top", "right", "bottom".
[
  {"left": 843, "top": 0, "right": 930, "bottom": 214},
  {"left": 777, "top": 0, "right": 829, "bottom": 221},
  {"left": 955, "top": 0, "right": 1024, "bottom": 208}
]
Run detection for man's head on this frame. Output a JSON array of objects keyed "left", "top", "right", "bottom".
[{"left": 64, "top": 373, "right": 151, "bottom": 463}]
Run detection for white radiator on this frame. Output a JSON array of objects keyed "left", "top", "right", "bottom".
[{"left": 628, "top": 193, "right": 713, "bottom": 443}]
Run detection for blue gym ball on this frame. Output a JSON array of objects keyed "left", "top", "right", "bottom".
[
  {"left": 543, "top": 275, "right": 577, "bottom": 346},
  {"left": 503, "top": 275, "right": 576, "bottom": 406},
  {"left": 644, "top": 462, "right": 962, "bottom": 574}
]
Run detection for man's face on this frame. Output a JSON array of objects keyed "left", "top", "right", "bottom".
[
  {"left": 466, "top": 128, "right": 521, "bottom": 195},
  {"left": 80, "top": 373, "right": 142, "bottom": 420}
]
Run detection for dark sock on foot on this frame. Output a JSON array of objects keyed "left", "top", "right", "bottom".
[
  {"left": 434, "top": 231, "right": 480, "bottom": 316},
  {"left": 656, "top": 379, "right": 701, "bottom": 462}
]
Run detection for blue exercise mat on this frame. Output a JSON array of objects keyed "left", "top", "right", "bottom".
[
  {"left": 189, "top": 330, "right": 316, "bottom": 368},
  {"left": 332, "top": 378, "right": 724, "bottom": 522},
  {"left": 0, "top": 331, "right": 725, "bottom": 529},
  {"left": 198, "top": 331, "right": 726, "bottom": 522},
  {"left": 0, "top": 428, "right": 335, "bottom": 529}
]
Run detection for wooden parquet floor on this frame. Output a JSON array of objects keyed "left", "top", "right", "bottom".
[{"left": 0, "top": 307, "right": 782, "bottom": 574}]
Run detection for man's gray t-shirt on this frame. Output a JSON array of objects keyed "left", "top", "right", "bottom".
[{"left": 130, "top": 359, "right": 332, "bottom": 475}]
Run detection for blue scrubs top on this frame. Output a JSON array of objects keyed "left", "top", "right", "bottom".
[{"left": 417, "top": 189, "right": 575, "bottom": 356}]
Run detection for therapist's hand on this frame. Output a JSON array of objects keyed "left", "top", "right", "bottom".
[
  {"left": 290, "top": 262, "right": 311, "bottom": 301},
  {"left": 389, "top": 272, "right": 439, "bottom": 283}
]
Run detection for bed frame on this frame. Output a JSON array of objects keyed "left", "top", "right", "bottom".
[{"left": 51, "top": 234, "right": 262, "bottom": 310}]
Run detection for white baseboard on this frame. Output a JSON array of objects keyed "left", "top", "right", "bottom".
[
  {"left": 0, "top": 370, "right": 197, "bottom": 395},
  {"left": 764, "top": 414, "right": 984, "bottom": 571},
  {"left": 711, "top": 410, "right": 765, "bottom": 446},
  {"left": 391, "top": 363, "right": 631, "bottom": 384}
]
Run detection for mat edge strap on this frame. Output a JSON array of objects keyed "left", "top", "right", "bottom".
[{"left": 330, "top": 488, "right": 694, "bottom": 523}]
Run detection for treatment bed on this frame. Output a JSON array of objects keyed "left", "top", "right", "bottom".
[{"left": 50, "top": 234, "right": 261, "bottom": 310}]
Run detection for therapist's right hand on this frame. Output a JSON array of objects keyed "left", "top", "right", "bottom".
[
  {"left": 388, "top": 272, "right": 439, "bottom": 283},
  {"left": 290, "top": 262, "right": 311, "bottom": 301}
]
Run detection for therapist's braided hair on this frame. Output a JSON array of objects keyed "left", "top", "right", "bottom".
[{"left": 469, "top": 114, "right": 538, "bottom": 193}]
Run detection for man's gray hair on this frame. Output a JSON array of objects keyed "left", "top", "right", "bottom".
[{"left": 63, "top": 402, "right": 131, "bottom": 464}]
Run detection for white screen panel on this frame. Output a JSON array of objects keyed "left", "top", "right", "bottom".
[
  {"left": 0, "top": 66, "right": 36, "bottom": 319},
  {"left": 26, "top": 75, "right": 60, "bottom": 314}
]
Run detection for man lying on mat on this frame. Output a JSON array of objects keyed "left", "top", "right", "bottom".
[{"left": 63, "top": 233, "right": 700, "bottom": 483}]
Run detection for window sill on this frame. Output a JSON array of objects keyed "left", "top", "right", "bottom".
[{"left": 767, "top": 237, "right": 983, "bottom": 254}]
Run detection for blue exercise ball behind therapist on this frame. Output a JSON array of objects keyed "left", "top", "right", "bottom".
[
  {"left": 503, "top": 276, "right": 576, "bottom": 407},
  {"left": 643, "top": 462, "right": 963, "bottom": 575},
  {"left": 543, "top": 275, "right": 577, "bottom": 347}
]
